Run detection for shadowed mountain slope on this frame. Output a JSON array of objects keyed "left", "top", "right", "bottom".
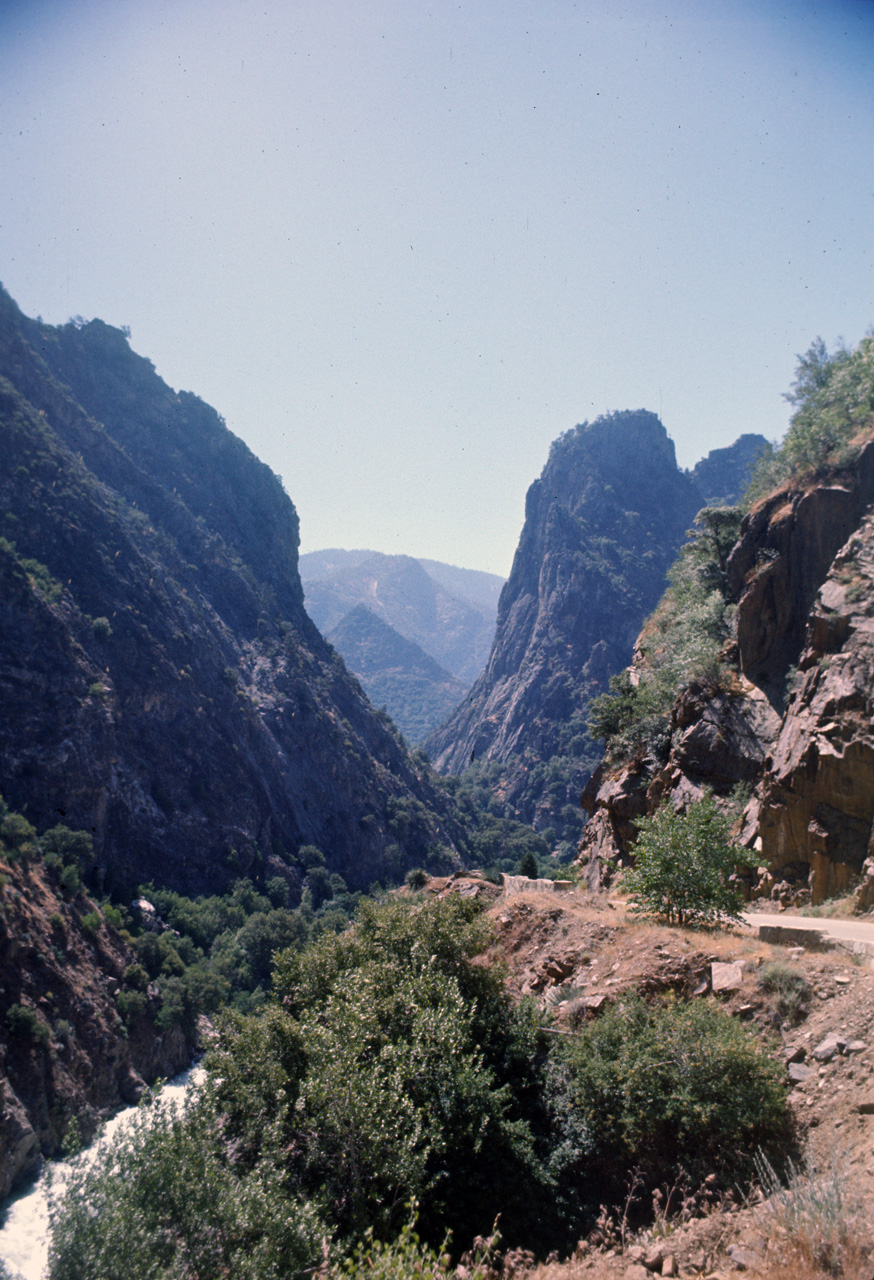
[
  {"left": 0, "top": 286, "right": 465, "bottom": 896},
  {"left": 327, "top": 606, "right": 467, "bottom": 745}
]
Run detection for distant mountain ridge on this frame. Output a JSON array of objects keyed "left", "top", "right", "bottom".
[
  {"left": 426, "top": 414, "right": 766, "bottom": 844},
  {"left": 299, "top": 550, "right": 505, "bottom": 687},
  {"left": 327, "top": 606, "right": 467, "bottom": 745}
]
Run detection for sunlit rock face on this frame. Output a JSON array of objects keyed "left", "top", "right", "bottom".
[
  {"left": 427, "top": 411, "right": 713, "bottom": 836},
  {"left": 578, "top": 432, "right": 874, "bottom": 910},
  {"left": 754, "top": 500, "right": 874, "bottom": 902}
]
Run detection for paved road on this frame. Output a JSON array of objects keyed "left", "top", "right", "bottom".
[{"left": 741, "top": 910, "right": 874, "bottom": 949}]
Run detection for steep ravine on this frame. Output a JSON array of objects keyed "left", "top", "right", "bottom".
[{"left": 0, "top": 857, "right": 192, "bottom": 1200}]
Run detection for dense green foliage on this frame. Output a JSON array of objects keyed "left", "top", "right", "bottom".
[
  {"left": 48, "top": 1091, "right": 323, "bottom": 1280},
  {"left": 47, "top": 896, "right": 792, "bottom": 1278},
  {"left": 222, "top": 895, "right": 555, "bottom": 1248},
  {"left": 555, "top": 994, "right": 790, "bottom": 1202},
  {"left": 623, "top": 793, "right": 757, "bottom": 927},
  {"left": 746, "top": 333, "right": 874, "bottom": 504},
  {"left": 438, "top": 762, "right": 568, "bottom": 871}
]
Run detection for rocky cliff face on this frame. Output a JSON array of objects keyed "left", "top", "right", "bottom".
[
  {"left": 0, "top": 856, "right": 191, "bottom": 1198},
  {"left": 579, "top": 433, "right": 874, "bottom": 910},
  {"left": 690, "top": 433, "right": 768, "bottom": 505},
  {"left": 0, "top": 287, "right": 464, "bottom": 896},
  {"left": 426, "top": 414, "right": 760, "bottom": 842}
]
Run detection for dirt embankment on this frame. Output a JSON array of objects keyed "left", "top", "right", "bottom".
[{"left": 437, "top": 879, "right": 874, "bottom": 1280}]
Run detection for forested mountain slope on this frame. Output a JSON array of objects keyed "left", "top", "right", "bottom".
[{"left": 0, "top": 286, "right": 465, "bottom": 897}]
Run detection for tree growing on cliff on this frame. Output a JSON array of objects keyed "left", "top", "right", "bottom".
[{"left": 623, "top": 792, "right": 756, "bottom": 927}]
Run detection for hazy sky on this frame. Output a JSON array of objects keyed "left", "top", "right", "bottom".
[{"left": 1, "top": 0, "right": 872, "bottom": 575}]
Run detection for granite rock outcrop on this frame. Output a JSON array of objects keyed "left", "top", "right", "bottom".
[{"left": 579, "top": 433, "right": 874, "bottom": 909}]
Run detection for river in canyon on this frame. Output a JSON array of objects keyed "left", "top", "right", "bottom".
[{"left": 0, "top": 1064, "right": 203, "bottom": 1280}]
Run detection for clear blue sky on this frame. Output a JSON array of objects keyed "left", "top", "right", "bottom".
[{"left": 1, "top": 0, "right": 872, "bottom": 575}]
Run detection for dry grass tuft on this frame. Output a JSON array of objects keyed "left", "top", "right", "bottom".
[{"left": 755, "top": 1148, "right": 871, "bottom": 1278}]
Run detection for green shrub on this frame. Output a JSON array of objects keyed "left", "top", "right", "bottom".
[
  {"left": 557, "top": 994, "right": 791, "bottom": 1200},
  {"left": 326, "top": 1211, "right": 498, "bottom": 1279},
  {"left": 123, "top": 963, "right": 150, "bottom": 992},
  {"left": 41, "top": 826, "right": 94, "bottom": 868},
  {"left": 405, "top": 867, "right": 428, "bottom": 890},
  {"left": 60, "top": 864, "right": 82, "bottom": 897},
  {"left": 115, "top": 989, "right": 149, "bottom": 1028},
  {"left": 91, "top": 616, "right": 112, "bottom": 641},
  {"left": 746, "top": 333, "right": 874, "bottom": 505},
  {"left": 265, "top": 875, "right": 289, "bottom": 908},
  {"left": 0, "top": 810, "right": 39, "bottom": 860},
  {"left": 517, "top": 851, "right": 538, "bottom": 880},
  {"left": 48, "top": 1088, "right": 323, "bottom": 1280},
  {"left": 624, "top": 792, "right": 757, "bottom": 927},
  {"left": 216, "top": 895, "right": 556, "bottom": 1250},
  {"left": 79, "top": 911, "right": 101, "bottom": 938},
  {"left": 757, "top": 962, "right": 811, "bottom": 1025},
  {"left": 6, "top": 1002, "right": 50, "bottom": 1047},
  {"left": 20, "top": 556, "right": 63, "bottom": 603}
]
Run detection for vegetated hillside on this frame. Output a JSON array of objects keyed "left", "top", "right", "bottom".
[
  {"left": 47, "top": 884, "right": 801, "bottom": 1280},
  {"left": 0, "top": 285, "right": 468, "bottom": 898},
  {"left": 580, "top": 334, "right": 874, "bottom": 913},
  {"left": 327, "top": 605, "right": 467, "bottom": 745},
  {"left": 0, "top": 807, "right": 195, "bottom": 1198},
  {"left": 300, "top": 550, "right": 502, "bottom": 685},
  {"left": 427, "top": 412, "right": 764, "bottom": 847}
]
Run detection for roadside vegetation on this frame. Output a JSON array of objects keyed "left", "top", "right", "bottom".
[
  {"left": 47, "top": 893, "right": 794, "bottom": 1278},
  {"left": 745, "top": 332, "right": 874, "bottom": 505},
  {"left": 623, "top": 793, "right": 757, "bottom": 928}
]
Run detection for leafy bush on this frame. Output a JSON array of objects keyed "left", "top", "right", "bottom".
[
  {"left": 517, "top": 851, "right": 538, "bottom": 879},
  {"left": 746, "top": 333, "right": 874, "bottom": 505},
  {"left": 6, "top": 1002, "right": 50, "bottom": 1047},
  {"left": 757, "top": 962, "right": 811, "bottom": 1025},
  {"left": 41, "top": 825, "right": 94, "bottom": 868},
  {"left": 79, "top": 911, "right": 101, "bottom": 938},
  {"left": 624, "top": 792, "right": 757, "bottom": 927},
  {"left": 0, "top": 810, "right": 39, "bottom": 860},
  {"left": 91, "top": 615, "right": 112, "bottom": 641},
  {"left": 48, "top": 1088, "right": 323, "bottom": 1280},
  {"left": 247, "top": 895, "right": 554, "bottom": 1249},
  {"left": 557, "top": 994, "right": 791, "bottom": 1201},
  {"left": 59, "top": 863, "right": 82, "bottom": 897},
  {"left": 405, "top": 867, "right": 428, "bottom": 890},
  {"left": 325, "top": 1211, "right": 498, "bottom": 1279}
]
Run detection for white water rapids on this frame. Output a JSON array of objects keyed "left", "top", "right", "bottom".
[{"left": 0, "top": 1065, "right": 203, "bottom": 1280}]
